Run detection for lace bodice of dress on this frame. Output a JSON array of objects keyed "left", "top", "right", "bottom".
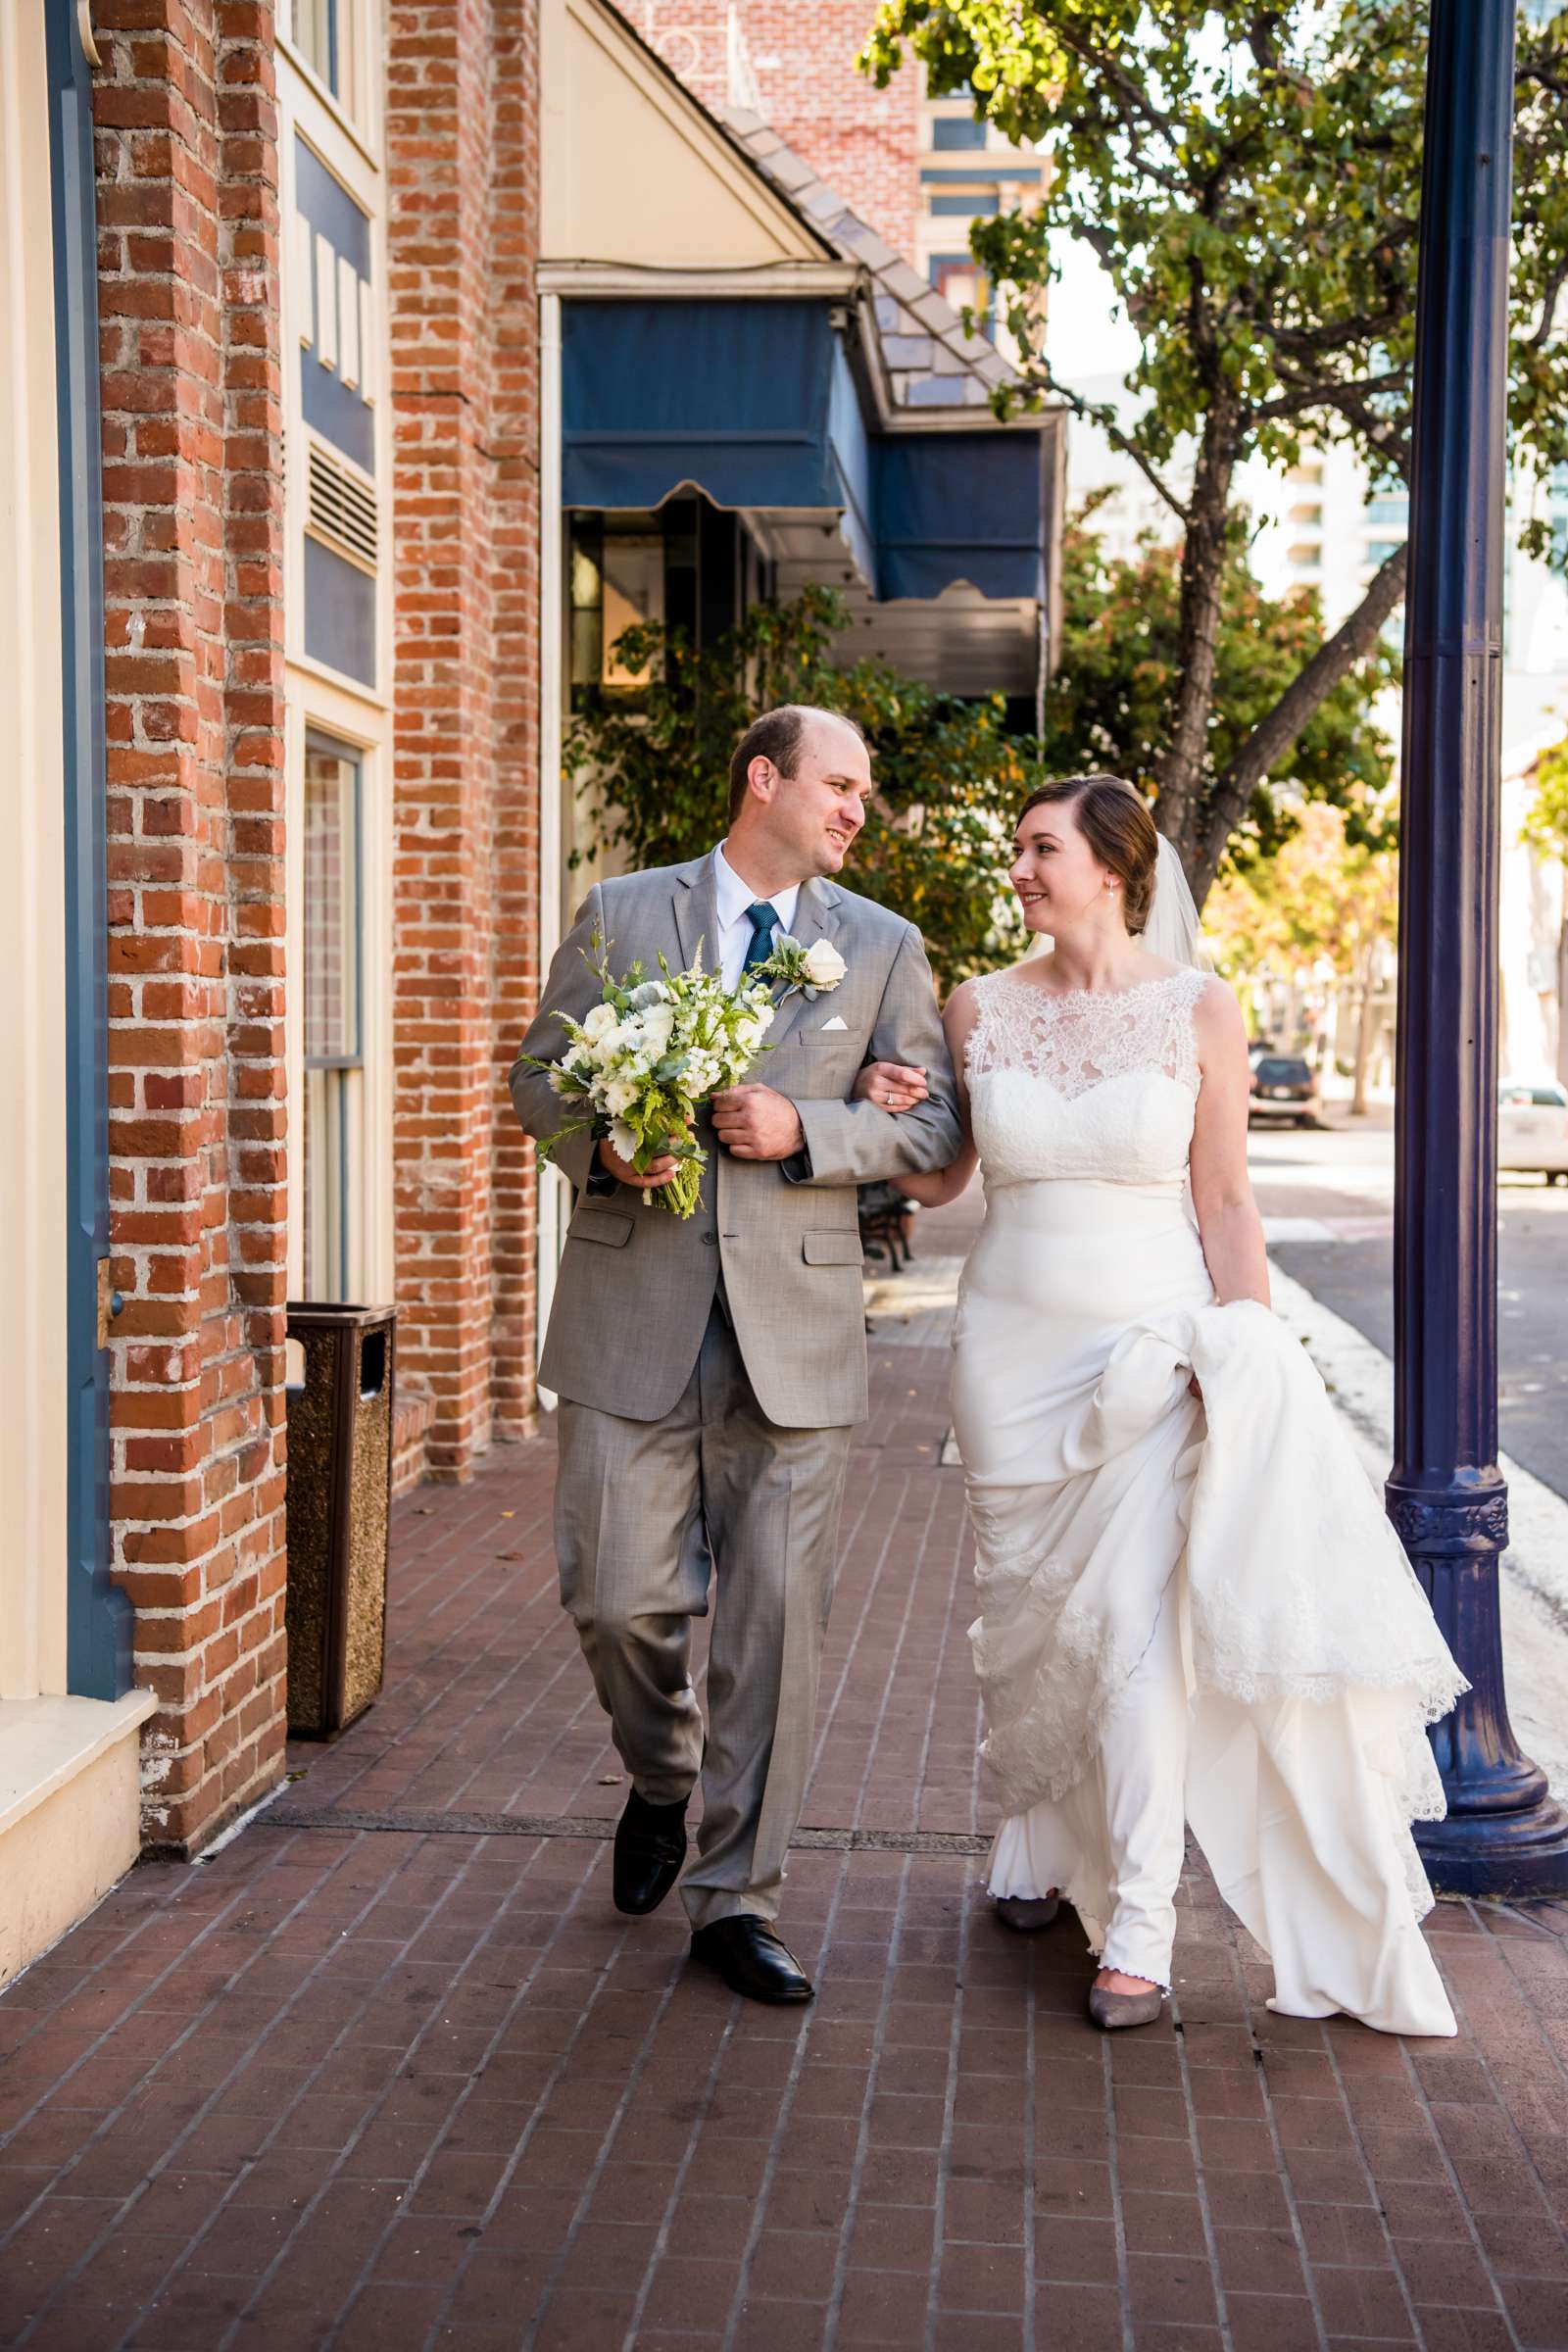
[{"left": 965, "top": 966, "right": 1208, "bottom": 1188}]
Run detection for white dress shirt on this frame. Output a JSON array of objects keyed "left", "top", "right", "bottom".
[{"left": 711, "top": 842, "right": 801, "bottom": 991}]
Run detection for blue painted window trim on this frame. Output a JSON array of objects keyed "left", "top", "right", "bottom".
[{"left": 47, "top": 0, "right": 131, "bottom": 1700}]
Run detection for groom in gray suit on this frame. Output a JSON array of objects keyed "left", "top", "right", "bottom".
[{"left": 510, "top": 706, "right": 960, "bottom": 2002}]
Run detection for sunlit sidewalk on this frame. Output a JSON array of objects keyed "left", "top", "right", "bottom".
[{"left": 2, "top": 1200, "right": 1567, "bottom": 2351}]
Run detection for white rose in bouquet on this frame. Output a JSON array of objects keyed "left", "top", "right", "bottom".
[{"left": 521, "top": 936, "right": 825, "bottom": 1218}]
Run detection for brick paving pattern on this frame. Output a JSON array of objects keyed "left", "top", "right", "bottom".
[{"left": 5, "top": 1201, "right": 1568, "bottom": 2350}]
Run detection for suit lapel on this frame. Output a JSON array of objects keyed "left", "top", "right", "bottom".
[
  {"left": 762, "top": 877, "right": 844, "bottom": 1053},
  {"left": 671, "top": 853, "right": 719, "bottom": 978}
]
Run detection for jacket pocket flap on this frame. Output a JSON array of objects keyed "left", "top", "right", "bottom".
[
  {"left": 802, "top": 1230, "right": 864, "bottom": 1266},
  {"left": 569, "top": 1208, "right": 635, "bottom": 1249}
]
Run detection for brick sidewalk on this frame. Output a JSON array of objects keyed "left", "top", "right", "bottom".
[{"left": 4, "top": 1207, "right": 1568, "bottom": 2350}]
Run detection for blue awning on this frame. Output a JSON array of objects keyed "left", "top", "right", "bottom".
[
  {"left": 874, "top": 430, "right": 1046, "bottom": 603},
  {"left": 560, "top": 297, "right": 1044, "bottom": 606},
  {"left": 562, "top": 297, "right": 874, "bottom": 581}
]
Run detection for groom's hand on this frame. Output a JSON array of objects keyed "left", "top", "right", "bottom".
[
  {"left": 595, "top": 1137, "right": 684, "bottom": 1190},
  {"left": 711, "top": 1085, "right": 806, "bottom": 1160}
]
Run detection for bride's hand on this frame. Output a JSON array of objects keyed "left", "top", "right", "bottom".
[{"left": 855, "top": 1060, "right": 928, "bottom": 1113}]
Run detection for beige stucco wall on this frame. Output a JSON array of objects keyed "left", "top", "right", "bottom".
[
  {"left": 0, "top": 0, "right": 72, "bottom": 1704},
  {"left": 540, "top": 0, "right": 825, "bottom": 269}
]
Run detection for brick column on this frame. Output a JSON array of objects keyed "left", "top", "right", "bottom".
[
  {"left": 487, "top": 7, "right": 544, "bottom": 1439},
  {"left": 386, "top": 0, "right": 541, "bottom": 1477},
  {"left": 94, "top": 0, "right": 290, "bottom": 1848}
]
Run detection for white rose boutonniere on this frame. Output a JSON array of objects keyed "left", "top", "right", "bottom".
[
  {"left": 801, "top": 940, "right": 848, "bottom": 992},
  {"left": 756, "top": 934, "right": 849, "bottom": 1002}
]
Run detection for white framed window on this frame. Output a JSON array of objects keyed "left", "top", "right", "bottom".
[
  {"left": 302, "top": 733, "right": 365, "bottom": 1301},
  {"left": 279, "top": 13, "right": 393, "bottom": 1311}
]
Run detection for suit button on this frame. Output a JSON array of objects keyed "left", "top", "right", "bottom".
[{"left": 702, "top": 1232, "right": 718, "bottom": 1246}]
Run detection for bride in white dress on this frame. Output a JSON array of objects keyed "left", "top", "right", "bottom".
[{"left": 856, "top": 774, "right": 1466, "bottom": 2034}]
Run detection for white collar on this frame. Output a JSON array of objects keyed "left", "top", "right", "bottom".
[{"left": 712, "top": 841, "right": 801, "bottom": 936}]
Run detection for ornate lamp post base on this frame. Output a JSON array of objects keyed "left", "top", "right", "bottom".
[
  {"left": 1391, "top": 0, "right": 1568, "bottom": 1902},
  {"left": 1388, "top": 1477, "right": 1568, "bottom": 1897}
]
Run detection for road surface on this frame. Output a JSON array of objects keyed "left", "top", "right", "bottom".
[{"left": 1250, "top": 1106, "right": 1568, "bottom": 1502}]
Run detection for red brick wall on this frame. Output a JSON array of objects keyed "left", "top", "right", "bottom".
[
  {"left": 486, "top": 7, "right": 545, "bottom": 1441},
  {"left": 642, "top": 1, "right": 922, "bottom": 262},
  {"left": 386, "top": 0, "right": 541, "bottom": 1473},
  {"left": 93, "top": 0, "right": 290, "bottom": 1850}
]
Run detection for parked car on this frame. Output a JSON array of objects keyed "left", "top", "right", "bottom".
[
  {"left": 1498, "top": 1080, "right": 1568, "bottom": 1182},
  {"left": 1249, "top": 1054, "right": 1321, "bottom": 1127}
]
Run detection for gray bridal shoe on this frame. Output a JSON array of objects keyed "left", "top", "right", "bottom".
[
  {"left": 1088, "top": 1980, "right": 1164, "bottom": 2030},
  {"left": 994, "top": 1894, "right": 1059, "bottom": 1932}
]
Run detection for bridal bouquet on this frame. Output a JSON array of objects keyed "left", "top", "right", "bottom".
[{"left": 523, "top": 935, "right": 841, "bottom": 1218}]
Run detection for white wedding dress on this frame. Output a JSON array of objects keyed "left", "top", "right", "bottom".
[{"left": 951, "top": 966, "right": 1468, "bottom": 2036}]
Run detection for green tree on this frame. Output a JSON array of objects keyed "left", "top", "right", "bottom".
[
  {"left": 567, "top": 509, "right": 1395, "bottom": 990},
  {"left": 1521, "top": 733, "right": 1568, "bottom": 860},
  {"left": 1206, "top": 800, "right": 1398, "bottom": 1113},
  {"left": 1040, "top": 496, "right": 1398, "bottom": 867},
  {"left": 859, "top": 0, "right": 1568, "bottom": 901},
  {"left": 564, "top": 586, "right": 1042, "bottom": 991}
]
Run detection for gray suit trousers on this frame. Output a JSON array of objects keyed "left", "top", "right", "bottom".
[{"left": 554, "top": 1300, "right": 852, "bottom": 1930}]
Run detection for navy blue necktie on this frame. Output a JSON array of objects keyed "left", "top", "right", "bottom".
[{"left": 742, "top": 901, "right": 778, "bottom": 975}]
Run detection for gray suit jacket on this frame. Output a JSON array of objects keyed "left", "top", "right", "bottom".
[{"left": 509, "top": 853, "right": 961, "bottom": 1426}]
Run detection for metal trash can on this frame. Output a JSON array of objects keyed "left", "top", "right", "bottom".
[{"left": 284, "top": 1302, "right": 397, "bottom": 1736}]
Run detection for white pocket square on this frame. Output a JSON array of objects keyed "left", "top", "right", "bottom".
[{"left": 819, "top": 1014, "right": 849, "bottom": 1031}]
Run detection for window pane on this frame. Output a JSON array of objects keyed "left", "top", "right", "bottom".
[
  {"left": 932, "top": 117, "right": 988, "bottom": 150},
  {"left": 302, "top": 735, "right": 363, "bottom": 1303},
  {"left": 304, "top": 739, "right": 361, "bottom": 1059},
  {"left": 294, "top": 0, "right": 338, "bottom": 92},
  {"left": 930, "top": 191, "right": 1000, "bottom": 216},
  {"left": 601, "top": 535, "right": 663, "bottom": 687}
]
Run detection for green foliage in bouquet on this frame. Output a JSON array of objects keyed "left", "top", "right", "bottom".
[{"left": 517, "top": 946, "right": 778, "bottom": 1219}]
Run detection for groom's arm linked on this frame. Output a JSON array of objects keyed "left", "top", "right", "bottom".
[{"left": 783, "top": 922, "right": 961, "bottom": 1188}]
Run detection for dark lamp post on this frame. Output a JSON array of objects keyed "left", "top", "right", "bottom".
[{"left": 1389, "top": 0, "right": 1568, "bottom": 1896}]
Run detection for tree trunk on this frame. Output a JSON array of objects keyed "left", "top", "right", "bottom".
[
  {"left": 1190, "top": 542, "right": 1411, "bottom": 905},
  {"left": 1154, "top": 407, "right": 1238, "bottom": 872}
]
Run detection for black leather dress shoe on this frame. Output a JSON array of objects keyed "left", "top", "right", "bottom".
[
  {"left": 612, "top": 1787, "right": 690, "bottom": 1915},
  {"left": 690, "top": 1917, "right": 813, "bottom": 2004}
]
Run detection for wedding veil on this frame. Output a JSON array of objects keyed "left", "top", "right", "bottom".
[{"left": 1141, "top": 834, "right": 1212, "bottom": 972}]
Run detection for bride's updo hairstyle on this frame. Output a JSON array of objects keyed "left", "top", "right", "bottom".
[{"left": 1017, "top": 774, "right": 1159, "bottom": 935}]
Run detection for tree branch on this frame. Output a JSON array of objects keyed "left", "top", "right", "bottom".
[
  {"left": 1054, "top": 24, "right": 1183, "bottom": 145},
  {"left": 1194, "top": 544, "right": 1409, "bottom": 899},
  {"left": 1530, "top": 256, "right": 1568, "bottom": 350},
  {"left": 1012, "top": 360, "right": 1191, "bottom": 523}
]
